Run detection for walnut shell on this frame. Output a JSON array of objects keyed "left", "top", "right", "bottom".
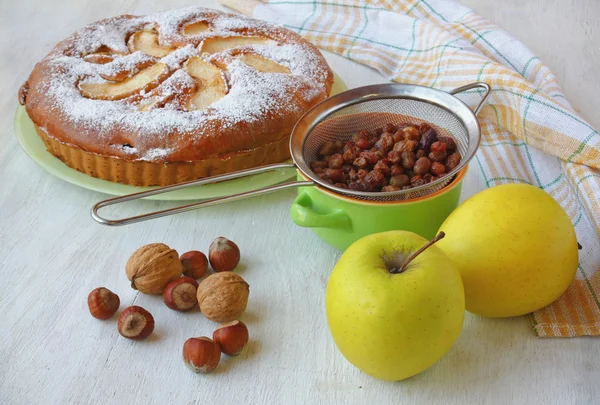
[
  {"left": 126, "top": 243, "right": 182, "bottom": 295},
  {"left": 197, "top": 272, "right": 249, "bottom": 322}
]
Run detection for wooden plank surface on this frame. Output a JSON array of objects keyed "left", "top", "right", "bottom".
[{"left": 0, "top": 1, "right": 598, "bottom": 404}]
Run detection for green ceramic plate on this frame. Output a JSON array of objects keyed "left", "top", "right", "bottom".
[{"left": 14, "top": 72, "right": 347, "bottom": 201}]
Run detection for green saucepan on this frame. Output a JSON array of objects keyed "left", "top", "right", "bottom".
[{"left": 290, "top": 167, "right": 467, "bottom": 251}]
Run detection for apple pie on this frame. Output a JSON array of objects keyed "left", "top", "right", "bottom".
[{"left": 20, "top": 7, "right": 333, "bottom": 186}]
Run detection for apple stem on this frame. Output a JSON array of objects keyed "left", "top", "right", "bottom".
[{"left": 392, "top": 232, "right": 446, "bottom": 274}]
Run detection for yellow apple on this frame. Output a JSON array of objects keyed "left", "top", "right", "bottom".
[
  {"left": 436, "top": 183, "right": 578, "bottom": 317},
  {"left": 325, "top": 231, "right": 465, "bottom": 381}
]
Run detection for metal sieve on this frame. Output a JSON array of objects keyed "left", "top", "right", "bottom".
[{"left": 91, "top": 82, "right": 491, "bottom": 226}]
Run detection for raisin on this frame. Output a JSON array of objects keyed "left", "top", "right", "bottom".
[
  {"left": 323, "top": 168, "right": 344, "bottom": 182},
  {"left": 419, "top": 122, "right": 432, "bottom": 134},
  {"left": 392, "top": 130, "right": 404, "bottom": 143},
  {"left": 374, "top": 132, "right": 395, "bottom": 152},
  {"left": 318, "top": 173, "right": 332, "bottom": 183},
  {"left": 360, "top": 151, "right": 380, "bottom": 165},
  {"left": 419, "top": 129, "right": 438, "bottom": 152},
  {"left": 355, "top": 137, "right": 371, "bottom": 150},
  {"left": 313, "top": 167, "right": 323, "bottom": 174},
  {"left": 393, "top": 139, "right": 418, "bottom": 153},
  {"left": 413, "top": 157, "right": 431, "bottom": 175},
  {"left": 364, "top": 170, "right": 385, "bottom": 188},
  {"left": 327, "top": 153, "right": 344, "bottom": 169},
  {"left": 382, "top": 185, "right": 401, "bottom": 192},
  {"left": 353, "top": 156, "right": 368, "bottom": 168},
  {"left": 341, "top": 164, "right": 353, "bottom": 174},
  {"left": 387, "top": 150, "right": 402, "bottom": 164},
  {"left": 343, "top": 146, "right": 360, "bottom": 163},
  {"left": 374, "top": 127, "right": 384, "bottom": 136},
  {"left": 334, "top": 182, "right": 349, "bottom": 189},
  {"left": 310, "top": 160, "right": 328, "bottom": 170},
  {"left": 423, "top": 173, "right": 433, "bottom": 183},
  {"left": 383, "top": 123, "right": 397, "bottom": 133},
  {"left": 373, "top": 161, "right": 391, "bottom": 177},
  {"left": 343, "top": 140, "right": 356, "bottom": 152},
  {"left": 349, "top": 180, "right": 372, "bottom": 192},
  {"left": 411, "top": 175, "right": 425, "bottom": 187},
  {"left": 400, "top": 151, "right": 416, "bottom": 169},
  {"left": 357, "top": 169, "right": 369, "bottom": 179},
  {"left": 390, "top": 164, "right": 404, "bottom": 176},
  {"left": 446, "top": 152, "right": 461, "bottom": 171},
  {"left": 430, "top": 141, "right": 447, "bottom": 153},
  {"left": 402, "top": 126, "right": 420, "bottom": 140},
  {"left": 319, "top": 141, "right": 338, "bottom": 156},
  {"left": 348, "top": 169, "right": 358, "bottom": 181},
  {"left": 437, "top": 136, "right": 457, "bottom": 153},
  {"left": 379, "top": 158, "right": 391, "bottom": 166},
  {"left": 431, "top": 161, "right": 446, "bottom": 176},
  {"left": 389, "top": 174, "right": 410, "bottom": 187},
  {"left": 416, "top": 149, "right": 426, "bottom": 159}
]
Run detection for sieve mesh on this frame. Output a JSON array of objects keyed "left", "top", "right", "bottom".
[{"left": 298, "top": 96, "right": 473, "bottom": 202}]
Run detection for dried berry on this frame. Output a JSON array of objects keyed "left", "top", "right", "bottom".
[
  {"left": 392, "top": 130, "right": 404, "bottom": 143},
  {"left": 423, "top": 173, "right": 433, "bottom": 183},
  {"left": 390, "top": 164, "right": 404, "bottom": 176},
  {"left": 334, "top": 182, "right": 349, "bottom": 189},
  {"left": 373, "top": 161, "right": 391, "bottom": 177},
  {"left": 402, "top": 126, "right": 420, "bottom": 140},
  {"left": 355, "top": 137, "right": 371, "bottom": 150},
  {"left": 327, "top": 153, "right": 344, "bottom": 169},
  {"left": 419, "top": 122, "right": 432, "bottom": 134},
  {"left": 400, "top": 151, "right": 416, "bottom": 169},
  {"left": 341, "top": 164, "right": 353, "bottom": 174},
  {"left": 343, "top": 140, "right": 355, "bottom": 152},
  {"left": 343, "top": 146, "right": 360, "bottom": 163},
  {"left": 416, "top": 149, "right": 426, "bottom": 159},
  {"left": 411, "top": 175, "right": 425, "bottom": 187},
  {"left": 357, "top": 169, "right": 369, "bottom": 179},
  {"left": 310, "top": 160, "right": 328, "bottom": 170},
  {"left": 431, "top": 161, "right": 446, "bottom": 176},
  {"left": 393, "top": 140, "right": 418, "bottom": 153},
  {"left": 374, "top": 132, "right": 395, "bottom": 152},
  {"left": 413, "top": 157, "right": 431, "bottom": 175},
  {"left": 387, "top": 150, "right": 401, "bottom": 164},
  {"left": 419, "top": 129, "right": 437, "bottom": 152},
  {"left": 348, "top": 169, "right": 358, "bottom": 181},
  {"left": 323, "top": 168, "right": 344, "bottom": 182},
  {"left": 389, "top": 174, "right": 410, "bottom": 188},
  {"left": 364, "top": 170, "right": 385, "bottom": 188},
  {"left": 319, "top": 141, "right": 338, "bottom": 156},
  {"left": 349, "top": 180, "right": 372, "bottom": 192},
  {"left": 360, "top": 151, "right": 380, "bottom": 165},
  {"left": 438, "top": 135, "right": 457, "bottom": 152},
  {"left": 446, "top": 152, "right": 461, "bottom": 171}
]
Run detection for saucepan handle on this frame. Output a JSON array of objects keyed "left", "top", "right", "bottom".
[
  {"left": 91, "top": 163, "right": 313, "bottom": 226},
  {"left": 448, "top": 82, "right": 492, "bottom": 114}
]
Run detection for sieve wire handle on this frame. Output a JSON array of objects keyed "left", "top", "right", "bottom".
[
  {"left": 449, "top": 82, "right": 492, "bottom": 114},
  {"left": 90, "top": 163, "right": 313, "bottom": 226}
]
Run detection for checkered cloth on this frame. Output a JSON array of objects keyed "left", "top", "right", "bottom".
[{"left": 221, "top": 0, "right": 600, "bottom": 337}]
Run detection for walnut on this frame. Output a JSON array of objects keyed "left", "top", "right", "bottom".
[
  {"left": 197, "top": 272, "right": 249, "bottom": 323},
  {"left": 125, "top": 243, "right": 182, "bottom": 295}
]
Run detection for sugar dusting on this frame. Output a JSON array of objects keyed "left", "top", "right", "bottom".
[{"left": 33, "top": 7, "right": 332, "bottom": 162}]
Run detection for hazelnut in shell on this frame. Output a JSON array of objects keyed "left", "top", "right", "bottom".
[
  {"left": 126, "top": 243, "right": 182, "bottom": 295},
  {"left": 181, "top": 251, "right": 208, "bottom": 279},
  {"left": 183, "top": 337, "right": 221, "bottom": 373},
  {"left": 209, "top": 237, "right": 240, "bottom": 272},
  {"left": 87, "top": 287, "right": 120, "bottom": 320},
  {"left": 213, "top": 320, "right": 249, "bottom": 356},
  {"left": 117, "top": 306, "right": 154, "bottom": 340},
  {"left": 163, "top": 276, "right": 199, "bottom": 311},
  {"left": 197, "top": 272, "right": 249, "bottom": 323}
]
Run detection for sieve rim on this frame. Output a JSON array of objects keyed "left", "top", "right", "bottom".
[
  {"left": 289, "top": 83, "right": 482, "bottom": 199},
  {"left": 297, "top": 165, "right": 468, "bottom": 205}
]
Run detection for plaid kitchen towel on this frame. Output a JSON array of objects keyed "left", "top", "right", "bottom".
[{"left": 219, "top": 0, "right": 600, "bottom": 337}]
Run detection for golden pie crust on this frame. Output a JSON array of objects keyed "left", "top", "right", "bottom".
[{"left": 20, "top": 8, "right": 333, "bottom": 186}]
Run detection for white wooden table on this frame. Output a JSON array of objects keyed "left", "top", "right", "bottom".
[{"left": 1, "top": 1, "right": 599, "bottom": 404}]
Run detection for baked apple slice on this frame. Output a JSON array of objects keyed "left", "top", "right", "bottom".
[
  {"left": 79, "top": 62, "right": 169, "bottom": 100},
  {"left": 83, "top": 53, "right": 114, "bottom": 64},
  {"left": 199, "top": 36, "right": 277, "bottom": 54},
  {"left": 138, "top": 70, "right": 197, "bottom": 111},
  {"left": 183, "top": 56, "right": 227, "bottom": 110},
  {"left": 238, "top": 53, "right": 290, "bottom": 74},
  {"left": 181, "top": 21, "right": 211, "bottom": 35},
  {"left": 128, "top": 30, "right": 176, "bottom": 58}
]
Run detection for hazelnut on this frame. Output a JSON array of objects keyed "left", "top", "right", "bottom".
[
  {"left": 183, "top": 337, "right": 221, "bottom": 373},
  {"left": 117, "top": 306, "right": 154, "bottom": 340},
  {"left": 180, "top": 251, "right": 208, "bottom": 279},
  {"left": 87, "top": 287, "right": 120, "bottom": 319},
  {"left": 208, "top": 237, "right": 240, "bottom": 272},
  {"left": 197, "top": 272, "right": 249, "bottom": 323},
  {"left": 126, "top": 243, "right": 182, "bottom": 295},
  {"left": 163, "top": 277, "right": 199, "bottom": 311},
  {"left": 213, "top": 320, "right": 249, "bottom": 356}
]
